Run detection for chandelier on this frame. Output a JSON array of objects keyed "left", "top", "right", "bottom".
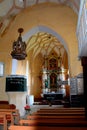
[{"left": 11, "top": 28, "right": 27, "bottom": 60}]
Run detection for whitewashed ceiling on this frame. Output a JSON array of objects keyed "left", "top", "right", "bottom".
[{"left": 0, "top": 0, "right": 80, "bottom": 22}]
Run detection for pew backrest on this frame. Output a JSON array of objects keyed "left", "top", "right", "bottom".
[
  {"left": 0, "top": 109, "right": 20, "bottom": 123},
  {"left": 8, "top": 125, "right": 87, "bottom": 130},
  {"left": 0, "top": 114, "right": 7, "bottom": 130},
  {"left": 0, "top": 111, "right": 14, "bottom": 125},
  {"left": 27, "top": 115, "right": 85, "bottom": 119},
  {"left": 19, "top": 119, "right": 87, "bottom": 127}
]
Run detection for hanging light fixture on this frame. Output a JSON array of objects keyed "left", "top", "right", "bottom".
[{"left": 11, "top": 28, "right": 27, "bottom": 60}]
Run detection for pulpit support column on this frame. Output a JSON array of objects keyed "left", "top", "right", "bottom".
[{"left": 7, "top": 92, "right": 27, "bottom": 116}]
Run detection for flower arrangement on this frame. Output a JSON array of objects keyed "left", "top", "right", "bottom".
[{"left": 24, "top": 104, "right": 31, "bottom": 114}]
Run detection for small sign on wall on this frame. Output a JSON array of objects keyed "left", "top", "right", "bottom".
[
  {"left": 77, "top": 73, "right": 84, "bottom": 95},
  {"left": 0, "top": 62, "right": 4, "bottom": 77},
  {"left": 70, "top": 78, "right": 78, "bottom": 95},
  {"left": 77, "top": 77, "right": 84, "bottom": 95}
]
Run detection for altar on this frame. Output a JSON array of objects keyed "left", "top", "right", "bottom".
[
  {"left": 40, "top": 52, "right": 69, "bottom": 97},
  {"left": 43, "top": 93, "right": 63, "bottom": 100}
]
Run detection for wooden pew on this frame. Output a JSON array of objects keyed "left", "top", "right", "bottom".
[
  {"left": 39, "top": 108, "right": 85, "bottom": 112},
  {"left": 0, "top": 110, "right": 20, "bottom": 130},
  {"left": 19, "top": 118, "right": 87, "bottom": 127},
  {"left": 0, "top": 111, "right": 14, "bottom": 125},
  {"left": 37, "top": 110, "right": 85, "bottom": 113},
  {"left": 40, "top": 107, "right": 85, "bottom": 110},
  {"left": 0, "top": 114, "right": 7, "bottom": 130},
  {"left": 32, "top": 111, "right": 85, "bottom": 116},
  {"left": 27, "top": 115, "right": 85, "bottom": 120},
  {"left": 8, "top": 125, "right": 87, "bottom": 130},
  {"left": 0, "top": 109, "right": 20, "bottom": 123},
  {"left": 35, "top": 107, "right": 85, "bottom": 113}
]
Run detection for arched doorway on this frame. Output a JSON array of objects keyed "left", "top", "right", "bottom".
[{"left": 23, "top": 25, "right": 70, "bottom": 102}]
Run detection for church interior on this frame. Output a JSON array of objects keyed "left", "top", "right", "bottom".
[{"left": 0, "top": 0, "right": 87, "bottom": 130}]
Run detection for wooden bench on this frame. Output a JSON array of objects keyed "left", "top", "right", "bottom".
[
  {"left": 32, "top": 111, "right": 85, "bottom": 116},
  {"left": 0, "top": 114, "right": 7, "bottom": 130},
  {"left": 40, "top": 107, "right": 85, "bottom": 110},
  {"left": 39, "top": 108, "right": 85, "bottom": 112},
  {"left": 27, "top": 115, "right": 85, "bottom": 119},
  {"left": 8, "top": 125, "right": 87, "bottom": 130},
  {"left": 19, "top": 118, "right": 87, "bottom": 127},
  {"left": 0, "top": 109, "right": 20, "bottom": 123},
  {"left": 37, "top": 110, "right": 85, "bottom": 113},
  {"left": 0, "top": 110, "right": 20, "bottom": 130},
  {"left": 0, "top": 111, "right": 14, "bottom": 125},
  {"left": 39, "top": 109, "right": 85, "bottom": 111}
]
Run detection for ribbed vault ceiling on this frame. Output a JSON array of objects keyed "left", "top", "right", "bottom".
[{"left": 27, "top": 32, "right": 67, "bottom": 67}]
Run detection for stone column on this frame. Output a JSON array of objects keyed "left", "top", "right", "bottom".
[{"left": 81, "top": 56, "right": 87, "bottom": 119}]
